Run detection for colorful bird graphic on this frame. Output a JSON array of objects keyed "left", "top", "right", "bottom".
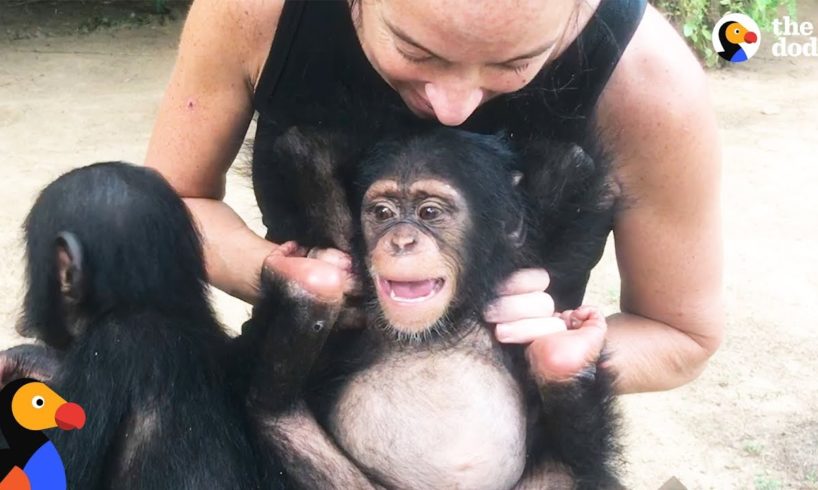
[
  {"left": 0, "top": 379, "right": 85, "bottom": 490},
  {"left": 717, "top": 20, "right": 759, "bottom": 62}
]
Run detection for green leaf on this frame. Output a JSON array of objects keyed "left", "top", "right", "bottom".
[{"left": 684, "top": 22, "right": 696, "bottom": 37}]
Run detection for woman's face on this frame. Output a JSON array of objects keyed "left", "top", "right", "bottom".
[{"left": 354, "top": 0, "right": 576, "bottom": 126}]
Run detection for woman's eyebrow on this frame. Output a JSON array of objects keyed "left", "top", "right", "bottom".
[{"left": 385, "top": 18, "right": 556, "bottom": 66}]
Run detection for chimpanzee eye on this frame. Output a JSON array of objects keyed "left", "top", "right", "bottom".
[
  {"left": 32, "top": 396, "right": 45, "bottom": 409},
  {"left": 373, "top": 205, "right": 395, "bottom": 222},
  {"left": 418, "top": 205, "right": 443, "bottom": 221}
]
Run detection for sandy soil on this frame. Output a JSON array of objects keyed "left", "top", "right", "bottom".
[{"left": 1, "top": 2, "right": 816, "bottom": 488}]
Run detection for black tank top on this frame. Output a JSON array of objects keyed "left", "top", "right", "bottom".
[{"left": 251, "top": 0, "right": 647, "bottom": 309}]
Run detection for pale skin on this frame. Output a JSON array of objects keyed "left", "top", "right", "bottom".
[{"left": 145, "top": 0, "right": 724, "bottom": 394}]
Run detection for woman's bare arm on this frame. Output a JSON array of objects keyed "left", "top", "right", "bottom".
[
  {"left": 489, "top": 6, "right": 723, "bottom": 394},
  {"left": 596, "top": 6, "right": 725, "bottom": 393},
  {"left": 145, "top": 0, "right": 346, "bottom": 303}
]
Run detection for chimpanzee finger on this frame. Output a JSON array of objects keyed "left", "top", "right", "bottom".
[
  {"left": 303, "top": 247, "right": 361, "bottom": 295},
  {"left": 306, "top": 247, "right": 353, "bottom": 272},
  {"left": 567, "top": 306, "right": 606, "bottom": 330},
  {"left": 556, "top": 310, "right": 574, "bottom": 327}
]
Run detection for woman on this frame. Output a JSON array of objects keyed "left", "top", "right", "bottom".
[{"left": 145, "top": 0, "right": 724, "bottom": 393}]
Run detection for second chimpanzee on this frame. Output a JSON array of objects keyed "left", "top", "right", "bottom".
[
  {"left": 8, "top": 163, "right": 280, "bottom": 489},
  {"left": 246, "top": 128, "right": 622, "bottom": 489}
]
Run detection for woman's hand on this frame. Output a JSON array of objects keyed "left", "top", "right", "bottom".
[{"left": 486, "top": 269, "right": 607, "bottom": 383}]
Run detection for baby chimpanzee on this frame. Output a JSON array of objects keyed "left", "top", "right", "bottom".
[
  {"left": 8, "top": 163, "right": 280, "bottom": 489},
  {"left": 246, "top": 128, "right": 622, "bottom": 489}
]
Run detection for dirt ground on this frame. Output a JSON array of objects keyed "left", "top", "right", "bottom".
[{"left": 1, "top": 2, "right": 816, "bottom": 488}]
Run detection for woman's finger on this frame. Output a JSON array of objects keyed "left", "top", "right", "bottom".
[
  {"left": 485, "top": 291, "right": 555, "bottom": 323},
  {"left": 494, "top": 317, "right": 568, "bottom": 344},
  {"left": 496, "top": 268, "right": 550, "bottom": 295}
]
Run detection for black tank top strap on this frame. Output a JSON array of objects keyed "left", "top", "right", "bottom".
[
  {"left": 253, "top": 0, "right": 307, "bottom": 112},
  {"left": 544, "top": 0, "right": 648, "bottom": 127}
]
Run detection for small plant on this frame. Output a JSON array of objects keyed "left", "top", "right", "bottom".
[
  {"left": 804, "top": 469, "right": 818, "bottom": 487},
  {"left": 652, "top": 0, "right": 798, "bottom": 66},
  {"left": 743, "top": 440, "right": 764, "bottom": 456},
  {"left": 754, "top": 473, "right": 783, "bottom": 490}
]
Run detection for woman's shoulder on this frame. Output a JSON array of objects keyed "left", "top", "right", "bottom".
[
  {"left": 596, "top": 4, "right": 715, "bottom": 173},
  {"left": 181, "top": 0, "right": 287, "bottom": 89}
]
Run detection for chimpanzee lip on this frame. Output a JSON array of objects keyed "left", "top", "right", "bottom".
[{"left": 376, "top": 276, "right": 445, "bottom": 304}]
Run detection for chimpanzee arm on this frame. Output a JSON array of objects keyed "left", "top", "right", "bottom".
[
  {"left": 521, "top": 363, "right": 622, "bottom": 490},
  {"left": 241, "top": 273, "right": 381, "bottom": 488},
  {"left": 241, "top": 272, "right": 340, "bottom": 411},
  {"left": 253, "top": 402, "right": 382, "bottom": 489},
  {"left": 0, "top": 344, "right": 61, "bottom": 389}
]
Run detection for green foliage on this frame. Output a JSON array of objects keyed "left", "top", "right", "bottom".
[
  {"left": 742, "top": 440, "right": 764, "bottom": 456},
  {"left": 753, "top": 473, "right": 783, "bottom": 490},
  {"left": 652, "top": 0, "right": 798, "bottom": 67},
  {"left": 154, "top": 0, "right": 170, "bottom": 15}
]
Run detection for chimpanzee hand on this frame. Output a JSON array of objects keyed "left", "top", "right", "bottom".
[
  {"left": 263, "top": 241, "right": 356, "bottom": 305},
  {"left": 247, "top": 248, "right": 345, "bottom": 413},
  {"left": 486, "top": 269, "right": 606, "bottom": 383},
  {"left": 264, "top": 242, "right": 366, "bottom": 329},
  {"left": 0, "top": 344, "right": 61, "bottom": 389}
]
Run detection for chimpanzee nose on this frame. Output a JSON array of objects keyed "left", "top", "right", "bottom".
[{"left": 389, "top": 227, "right": 418, "bottom": 254}]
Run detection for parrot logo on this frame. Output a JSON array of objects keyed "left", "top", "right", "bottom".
[
  {"left": 713, "top": 13, "right": 761, "bottom": 62},
  {"left": 0, "top": 379, "right": 85, "bottom": 490}
]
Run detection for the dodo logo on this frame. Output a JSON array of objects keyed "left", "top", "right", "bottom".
[
  {"left": 0, "top": 379, "right": 85, "bottom": 490},
  {"left": 712, "top": 13, "right": 761, "bottom": 62}
]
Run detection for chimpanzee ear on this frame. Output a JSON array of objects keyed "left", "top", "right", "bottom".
[{"left": 55, "top": 232, "right": 85, "bottom": 304}]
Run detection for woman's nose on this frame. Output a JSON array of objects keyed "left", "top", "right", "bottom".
[{"left": 424, "top": 82, "right": 484, "bottom": 126}]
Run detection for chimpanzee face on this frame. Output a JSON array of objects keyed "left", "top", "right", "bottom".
[{"left": 361, "top": 176, "right": 470, "bottom": 335}]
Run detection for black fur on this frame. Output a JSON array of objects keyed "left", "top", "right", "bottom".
[
  {"left": 238, "top": 272, "right": 340, "bottom": 414},
  {"left": 19, "top": 162, "right": 278, "bottom": 489}
]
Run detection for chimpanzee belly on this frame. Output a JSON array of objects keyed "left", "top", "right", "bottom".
[{"left": 327, "top": 329, "right": 528, "bottom": 489}]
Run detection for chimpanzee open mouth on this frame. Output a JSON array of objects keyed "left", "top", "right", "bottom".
[{"left": 376, "top": 276, "right": 445, "bottom": 303}]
